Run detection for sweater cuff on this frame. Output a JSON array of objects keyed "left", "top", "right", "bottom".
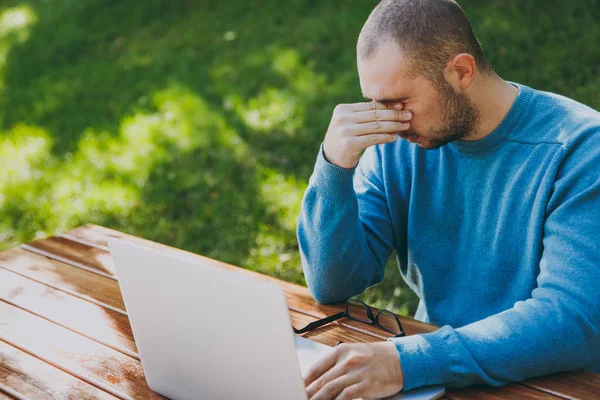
[
  {"left": 310, "top": 143, "right": 356, "bottom": 190},
  {"left": 387, "top": 326, "right": 456, "bottom": 391}
]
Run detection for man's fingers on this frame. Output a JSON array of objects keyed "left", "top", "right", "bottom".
[
  {"left": 355, "top": 132, "right": 399, "bottom": 148},
  {"left": 325, "top": 101, "right": 406, "bottom": 169},
  {"left": 304, "top": 351, "right": 338, "bottom": 387},
  {"left": 352, "top": 121, "right": 409, "bottom": 136},
  {"left": 350, "top": 109, "right": 412, "bottom": 124},
  {"left": 306, "top": 360, "right": 347, "bottom": 399},
  {"left": 334, "top": 382, "right": 368, "bottom": 400},
  {"left": 309, "top": 374, "right": 361, "bottom": 400},
  {"left": 341, "top": 101, "right": 401, "bottom": 113}
]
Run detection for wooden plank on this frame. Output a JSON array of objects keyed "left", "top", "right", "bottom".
[
  {"left": 0, "top": 247, "right": 125, "bottom": 313},
  {"left": 22, "top": 237, "right": 116, "bottom": 279},
  {"left": 523, "top": 370, "right": 600, "bottom": 400},
  {"left": 0, "top": 258, "right": 409, "bottom": 362},
  {"left": 62, "top": 225, "right": 437, "bottom": 337},
  {"left": 0, "top": 339, "right": 118, "bottom": 399},
  {"left": 0, "top": 301, "right": 165, "bottom": 399},
  {"left": 291, "top": 310, "right": 384, "bottom": 346},
  {"left": 0, "top": 391, "right": 15, "bottom": 400},
  {"left": 0, "top": 296, "right": 381, "bottom": 399},
  {"left": 0, "top": 255, "right": 384, "bottom": 398},
  {"left": 445, "top": 385, "right": 559, "bottom": 400},
  {"left": 0, "top": 254, "right": 374, "bottom": 354},
  {"left": 0, "top": 240, "right": 413, "bottom": 347},
  {"left": 60, "top": 225, "right": 120, "bottom": 250},
  {"left": 0, "top": 267, "right": 137, "bottom": 358}
]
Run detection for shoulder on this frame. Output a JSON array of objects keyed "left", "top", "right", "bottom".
[
  {"left": 520, "top": 88, "right": 600, "bottom": 199},
  {"left": 509, "top": 83, "right": 600, "bottom": 150}
]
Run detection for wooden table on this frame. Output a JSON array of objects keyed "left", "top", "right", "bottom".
[{"left": 0, "top": 224, "right": 598, "bottom": 399}]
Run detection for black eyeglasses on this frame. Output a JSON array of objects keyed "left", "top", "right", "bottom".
[{"left": 293, "top": 299, "right": 406, "bottom": 338}]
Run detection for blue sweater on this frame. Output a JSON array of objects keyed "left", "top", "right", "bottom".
[{"left": 297, "top": 83, "right": 600, "bottom": 390}]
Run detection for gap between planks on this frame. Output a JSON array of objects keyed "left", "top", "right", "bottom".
[
  {"left": 27, "top": 234, "right": 393, "bottom": 341},
  {"left": 0, "top": 295, "right": 139, "bottom": 360},
  {"left": 0, "top": 334, "right": 133, "bottom": 400}
]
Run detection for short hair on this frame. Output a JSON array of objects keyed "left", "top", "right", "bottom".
[{"left": 357, "top": 0, "right": 493, "bottom": 84}]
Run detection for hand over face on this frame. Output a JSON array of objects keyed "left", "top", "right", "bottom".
[
  {"left": 323, "top": 101, "right": 411, "bottom": 169},
  {"left": 304, "top": 341, "right": 404, "bottom": 400}
]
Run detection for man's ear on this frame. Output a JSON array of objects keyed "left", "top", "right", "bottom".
[{"left": 444, "top": 53, "right": 476, "bottom": 90}]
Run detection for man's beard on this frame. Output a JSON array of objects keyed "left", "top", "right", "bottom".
[{"left": 425, "top": 80, "right": 480, "bottom": 149}]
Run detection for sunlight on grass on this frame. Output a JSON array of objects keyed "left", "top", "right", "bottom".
[
  {"left": 54, "top": 84, "right": 251, "bottom": 226},
  {"left": 153, "top": 86, "right": 249, "bottom": 160},
  {"left": 0, "top": 124, "right": 52, "bottom": 186},
  {"left": 246, "top": 225, "right": 303, "bottom": 284},
  {"left": 0, "top": 124, "right": 52, "bottom": 243},
  {"left": 0, "top": 83, "right": 253, "bottom": 251},
  {"left": 271, "top": 48, "right": 326, "bottom": 96},
  {"left": 0, "top": 6, "right": 36, "bottom": 37},
  {"left": 0, "top": 5, "right": 37, "bottom": 90},
  {"left": 236, "top": 88, "right": 299, "bottom": 134},
  {"left": 258, "top": 168, "right": 306, "bottom": 233},
  {"left": 0, "top": 81, "right": 299, "bottom": 282},
  {"left": 214, "top": 46, "right": 327, "bottom": 139},
  {"left": 246, "top": 168, "right": 308, "bottom": 283}
]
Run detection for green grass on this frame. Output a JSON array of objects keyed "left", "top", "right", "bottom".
[{"left": 1, "top": 0, "right": 598, "bottom": 316}]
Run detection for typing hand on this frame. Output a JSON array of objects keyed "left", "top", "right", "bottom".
[{"left": 304, "top": 341, "right": 403, "bottom": 400}]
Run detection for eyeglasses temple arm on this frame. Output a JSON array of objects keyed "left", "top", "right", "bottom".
[{"left": 293, "top": 311, "right": 346, "bottom": 334}]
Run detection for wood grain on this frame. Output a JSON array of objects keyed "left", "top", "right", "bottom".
[
  {"left": 0, "top": 391, "right": 15, "bottom": 400},
  {"left": 0, "top": 296, "right": 383, "bottom": 399},
  {"left": 523, "top": 370, "right": 600, "bottom": 400},
  {"left": 0, "top": 247, "right": 125, "bottom": 312},
  {"left": 0, "top": 252, "right": 382, "bottom": 357},
  {"left": 62, "top": 224, "right": 437, "bottom": 337},
  {"left": 22, "top": 236, "right": 116, "bottom": 279},
  {"left": 0, "top": 267, "right": 137, "bottom": 358},
  {"left": 0, "top": 339, "right": 118, "bottom": 399},
  {"left": 0, "top": 301, "right": 165, "bottom": 399},
  {"left": 291, "top": 310, "right": 387, "bottom": 346},
  {"left": 0, "top": 261, "right": 388, "bottom": 399}
]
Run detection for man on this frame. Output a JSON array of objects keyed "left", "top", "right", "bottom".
[{"left": 297, "top": 0, "right": 600, "bottom": 399}]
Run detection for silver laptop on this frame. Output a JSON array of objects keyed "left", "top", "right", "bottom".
[{"left": 108, "top": 238, "right": 445, "bottom": 400}]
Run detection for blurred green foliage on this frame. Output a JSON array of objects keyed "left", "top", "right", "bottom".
[{"left": 1, "top": 0, "right": 598, "bottom": 316}]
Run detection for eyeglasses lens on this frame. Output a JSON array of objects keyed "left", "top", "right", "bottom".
[
  {"left": 347, "top": 300, "right": 372, "bottom": 323},
  {"left": 377, "top": 311, "right": 403, "bottom": 336}
]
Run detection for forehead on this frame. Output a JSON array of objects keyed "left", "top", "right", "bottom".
[{"left": 357, "top": 40, "right": 418, "bottom": 101}]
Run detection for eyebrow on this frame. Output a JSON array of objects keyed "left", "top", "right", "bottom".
[{"left": 363, "top": 94, "right": 410, "bottom": 103}]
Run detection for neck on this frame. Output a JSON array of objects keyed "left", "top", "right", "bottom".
[{"left": 464, "top": 74, "right": 519, "bottom": 141}]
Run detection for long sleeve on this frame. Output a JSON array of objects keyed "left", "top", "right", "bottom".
[
  {"left": 389, "top": 133, "right": 600, "bottom": 390},
  {"left": 297, "top": 144, "right": 395, "bottom": 304}
]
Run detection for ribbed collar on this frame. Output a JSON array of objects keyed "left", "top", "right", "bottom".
[{"left": 449, "top": 82, "right": 533, "bottom": 154}]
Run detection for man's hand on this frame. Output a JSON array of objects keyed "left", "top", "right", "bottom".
[
  {"left": 304, "top": 341, "right": 404, "bottom": 400},
  {"left": 323, "top": 101, "right": 411, "bottom": 169}
]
